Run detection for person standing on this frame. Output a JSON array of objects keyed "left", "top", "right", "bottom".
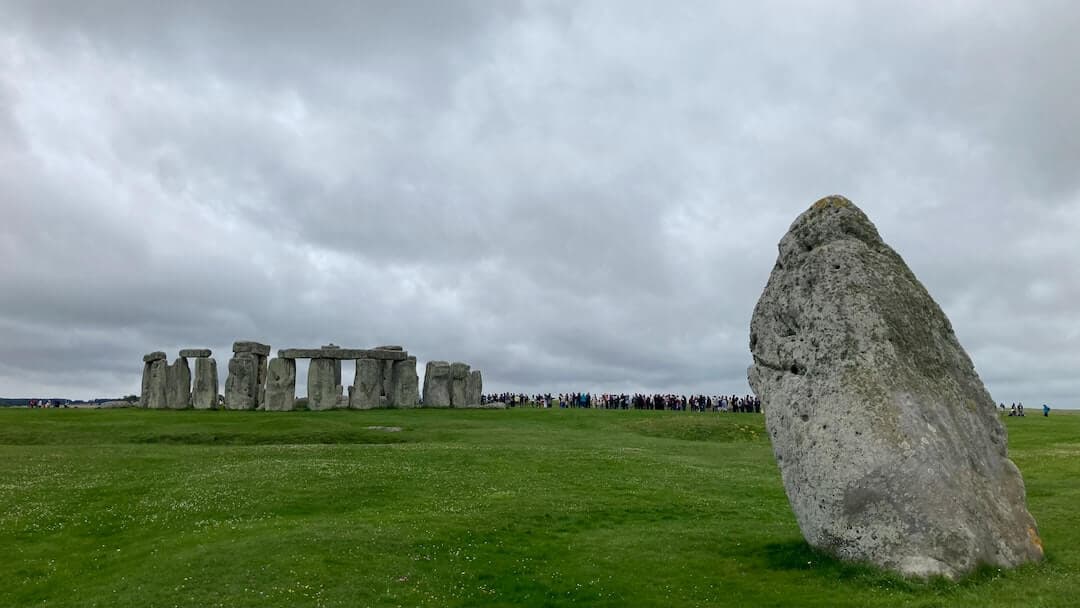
[{"left": 1043, "top": 403, "right": 1050, "bottom": 417}]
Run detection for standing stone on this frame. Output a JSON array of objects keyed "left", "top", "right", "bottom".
[
  {"left": 264, "top": 357, "right": 296, "bottom": 411},
  {"left": 140, "top": 365, "right": 151, "bottom": 408},
  {"left": 165, "top": 357, "right": 192, "bottom": 409},
  {"left": 465, "top": 370, "right": 483, "bottom": 406},
  {"left": 748, "top": 195, "right": 1043, "bottom": 579},
  {"left": 192, "top": 358, "right": 219, "bottom": 410},
  {"left": 322, "top": 344, "right": 342, "bottom": 388},
  {"left": 389, "top": 356, "right": 419, "bottom": 407},
  {"left": 224, "top": 353, "right": 258, "bottom": 410},
  {"left": 422, "top": 361, "right": 452, "bottom": 407},
  {"left": 232, "top": 342, "right": 270, "bottom": 409},
  {"left": 374, "top": 345, "right": 404, "bottom": 398},
  {"left": 140, "top": 352, "right": 166, "bottom": 408},
  {"left": 350, "top": 358, "right": 382, "bottom": 409},
  {"left": 308, "top": 358, "right": 342, "bottom": 411},
  {"left": 255, "top": 354, "right": 268, "bottom": 409},
  {"left": 144, "top": 358, "right": 168, "bottom": 409},
  {"left": 449, "top": 362, "right": 470, "bottom": 407}
]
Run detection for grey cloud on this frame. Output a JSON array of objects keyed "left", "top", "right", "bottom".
[{"left": 1, "top": 1, "right": 1077, "bottom": 407}]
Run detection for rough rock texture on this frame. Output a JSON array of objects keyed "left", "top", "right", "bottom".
[
  {"left": 748, "top": 195, "right": 1043, "bottom": 579},
  {"left": 143, "top": 351, "right": 166, "bottom": 363},
  {"left": 422, "top": 361, "right": 452, "bottom": 407},
  {"left": 264, "top": 357, "right": 296, "bottom": 411},
  {"left": 165, "top": 357, "right": 191, "bottom": 409},
  {"left": 179, "top": 348, "right": 212, "bottom": 358},
  {"left": 321, "top": 345, "right": 343, "bottom": 388},
  {"left": 254, "top": 355, "right": 269, "bottom": 409},
  {"left": 144, "top": 359, "right": 168, "bottom": 409},
  {"left": 140, "top": 362, "right": 152, "bottom": 407},
  {"left": 308, "top": 358, "right": 342, "bottom": 411},
  {"left": 465, "top": 370, "right": 483, "bottom": 406},
  {"left": 449, "top": 363, "right": 470, "bottom": 407},
  {"left": 389, "top": 356, "right": 419, "bottom": 407},
  {"left": 233, "top": 341, "right": 271, "bottom": 356},
  {"left": 375, "top": 346, "right": 404, "bottom": 397},
  {"left": 350, "top": 358, "right": 382, "bottom": 409},
  {"left": 224, "top": 353, "right": 258, "bottom": 410},
  {"left": 192, "top": 357, "right": 219, "bottom": 409}
]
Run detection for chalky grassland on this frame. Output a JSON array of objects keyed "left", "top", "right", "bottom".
[{"left": 0, "top": 408, "right": 1076, "bottom": 607}]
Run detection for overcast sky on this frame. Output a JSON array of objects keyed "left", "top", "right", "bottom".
[{"left": 1, "top": 1, "right": 1077, "bottom": 406}]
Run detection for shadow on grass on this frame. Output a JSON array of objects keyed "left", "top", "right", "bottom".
[{"left": 760, "top": 539, "right": 1018, "bottom": 595}]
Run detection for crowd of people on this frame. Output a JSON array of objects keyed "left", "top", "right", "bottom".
[
  {"left": 26, "top": 399, "right": 66, "bottom": 408},
  {"left": 481, "top": 392, "right": 762, "bottom": 412}
]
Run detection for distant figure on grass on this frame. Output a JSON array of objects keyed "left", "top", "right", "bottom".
[{"left": 1043, "top": 404, "right": 1050, "bottom": 417}]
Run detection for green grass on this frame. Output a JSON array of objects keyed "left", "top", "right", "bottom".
[{"left": 0, "top": 408, "right": 1076, "bottom": 607}]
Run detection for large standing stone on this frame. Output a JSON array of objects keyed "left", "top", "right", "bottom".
[
  {"left": 308, "top": 358, "right": 342, "bottom": 411},
  {"left": 264, "top": 357, "right": 297, "bottom": 411},
  {"left": 389, "top": 356, "right": 419, "bottom": 407},
  {"left": 374, "top": 345, "right": 404, "bottom": 398},
  {"left": 748, "top": 195, "right": 1043, "bottom": 579},
  {"left": 449, "top": 362, "right": 470, "bottom": 407},
  {"left": 322, "top": 344, "right": 342, "bottom": 388},
  {"left": 231, "top": 341, "right": 270, "bottom": 409},
  {"left": 144, "top": 358, "right": 168, "bottom": 409},
  {"left": 465, "top": 370, "right": 483, "bottom": 406},
  {"left": 192, "top": 357, "right": 219, "bottom": 410},
  {"left": 255, "top": 354, "right": 268, "bottom": 409},
  {"left": 422, "top": 361, "right": 452, "bottom": 407},
  {"left": 165, "top": 357, "right": 191, "bottom": 409},
  {"left": 350, "top": 358, "right": 382, "bottom": 409},
  {"left": 224, "top": 353, "right": 258, "bottom": 410}
]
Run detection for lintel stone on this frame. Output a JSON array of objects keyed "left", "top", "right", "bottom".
[
  {"left": 233, "top": 341, "right": 271, "bottom": 356},
  {"left": 179, "top": 348, "right": 212, "bottom": 358},
  {"left": 278, "top": 348, "right": 407, "bottom": 361},
  {"left": 143, "top": 351, "right": 166, "bottom": 363}
]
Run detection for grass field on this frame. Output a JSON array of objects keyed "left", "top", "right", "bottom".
[{"left": 0, "top": 407, "right": 1076, "bottom": 607}]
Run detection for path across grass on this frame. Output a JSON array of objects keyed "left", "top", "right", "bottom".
[{"left": 0, "top": 408, "right": 1076, "bottom": 607}]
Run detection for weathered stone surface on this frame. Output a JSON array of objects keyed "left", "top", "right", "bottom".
[
  {"left": 192, "top": 357, "right": 219, "bottom": 409},
  {"left": 255, "top": 354, "right": 268, "bottom": 409},
  {"left": 449, "top": 362, "right": 470, "bottom": 407},
  {"left": 232, "top": 341, "right": 271, "bottom": 356},
  {"left": 179, "top": 348, "right": 212, "bottom": 358},
  {"left": 143, "top": 351, "right": 166, "bottom": 363},
  {"left": 224, "top": 353, "right": 258, "bottom": 410},
  {"left": 374, "top": 346, "right": 403, "bottom": 396},
  {"left": 422, "top": 361, "right": 452, "bottom": 407},
  {"left": 321, "top": 345, "right": 342, "bottom": 388},
  {"left": 748, "top": 195, "right": 1043, "bottom": 579},
  {"left": 165, "top": 357, "right": 191, "bottom": 409},
  {"left": 465, "top": 370, "right": 483, "bottom": 406},
  {"left": 278, "top": 348, "right": 408, "bottom": 361},
  {"left": 350, "top": 358, "right": 382, "bottom": 409},
  {"left": 140, "top": 362, "right": 152, "bottom": 408},
  {"left": 264, "top": 357, "right": 296, "bottom": 411},
  {"left": 389, "top": 356, "right": 419, "bottom": 407},
  {"left": 307, "top": 358, "right": 342, "bottom": 411},
  {"left": 144, "top": 359, "right": 168, "bottom": 409}
]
